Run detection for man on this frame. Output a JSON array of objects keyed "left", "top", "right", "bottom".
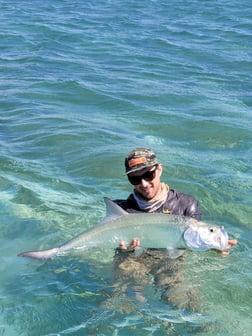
[
  {"left": 115, "top": 147, "right": 201, "bottom": 251},
  {"left": 111, "top": 148, "right": 236, "bottom": 310},
  {"left": 115, "top": 147, "right": 201, "bottom": 218}
]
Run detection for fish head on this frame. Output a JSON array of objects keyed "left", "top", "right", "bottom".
[{"left": 183, "top": 223, "right": 229, "bottom": 251}]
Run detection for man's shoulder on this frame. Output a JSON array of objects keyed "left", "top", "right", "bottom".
[
  {"left": 166, "top": 188, "right": 201, "bottom": 220},
  {"left": 168, "top": 188, "right": 197, "bottom": 202}
]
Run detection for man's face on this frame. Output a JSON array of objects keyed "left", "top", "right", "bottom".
[{"left": 128, "top": 164, "right": 162, "bottom": 200}]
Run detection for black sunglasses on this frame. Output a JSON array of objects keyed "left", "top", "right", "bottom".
[{"left": 128, "top": 165, "right": 158, "bottom": 185}]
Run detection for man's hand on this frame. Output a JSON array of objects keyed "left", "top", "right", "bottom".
[
  {"left": 119, "top": 238, "right": 141, "bottom": 251},
  {"left": 221, "top": 239, "right": 238, "bottom": 256}
]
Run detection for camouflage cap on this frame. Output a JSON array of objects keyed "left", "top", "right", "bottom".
[{"left": 125, "top": 148, "right": 159, "bottom": 174}]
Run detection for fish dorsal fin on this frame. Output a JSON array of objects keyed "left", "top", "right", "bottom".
[{"left": 104, "top": 197, "right": 129, "bottom": 218}]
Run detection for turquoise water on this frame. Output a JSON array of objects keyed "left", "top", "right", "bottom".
[{"left": 1, "top": 0, "right": 251, "bottom": 335}]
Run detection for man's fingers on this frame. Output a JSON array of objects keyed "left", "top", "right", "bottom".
[
  {"left": 221, "top": 239, "right": 238, "bottom": 256},
  {"left": 119, "top": 241, "right": 127, "bottom": 250},
  {"left": 228, "top": 239, "right": 238, "bottom": 246},
  {"left": 118, "top": 238, "right": 141, "bottom": 250},
  {"left": 130, "top": 238, "right": 141, "bottom": 248}
]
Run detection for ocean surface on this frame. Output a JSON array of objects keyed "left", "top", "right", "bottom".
[{"left": 0, "top": 0, "right": 251, "bottom": 335}]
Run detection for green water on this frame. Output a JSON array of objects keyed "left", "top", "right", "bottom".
[{"left": 0, "top": 0, "right": 251, "bottom": 335}]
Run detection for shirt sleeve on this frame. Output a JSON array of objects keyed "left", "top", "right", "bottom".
[{"left": 184, "top": 199, "right": 201, "bottom": 221}]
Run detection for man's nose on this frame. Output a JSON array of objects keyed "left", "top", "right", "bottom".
[{"left": 140, "top": 178, "right": 149, "bottom": 187}]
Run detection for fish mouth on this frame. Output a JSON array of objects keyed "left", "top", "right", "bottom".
[{"left": 219, "top": 226, "right": 229, "bottom": 251}]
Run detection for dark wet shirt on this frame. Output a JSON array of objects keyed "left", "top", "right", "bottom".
[{"left": 114, "top": 188, "right": 201, "bottom": 221}]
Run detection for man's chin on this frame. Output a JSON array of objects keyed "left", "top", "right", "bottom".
[{"left": 140, "top": 190, "right": 153, "bottom": 200}]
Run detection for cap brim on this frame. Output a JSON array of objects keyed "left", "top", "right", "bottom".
[{"left": 125, "top": 163, "right": 158, "bottom": 175}]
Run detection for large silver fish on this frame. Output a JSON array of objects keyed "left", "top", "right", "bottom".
[{"left": 18, "top": 198, "right": 229, "bottom": 260}]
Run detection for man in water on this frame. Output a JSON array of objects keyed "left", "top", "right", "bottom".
[
  {"left": 112, "top": 148, "right": 236, "bottom": 310},
  {"left": 115, "top": 147, "right": 201, "bottom": 219}
]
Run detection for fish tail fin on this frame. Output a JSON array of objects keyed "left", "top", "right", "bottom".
[{"left": 18, "top": 247, "right": 59, "bottom": 260}]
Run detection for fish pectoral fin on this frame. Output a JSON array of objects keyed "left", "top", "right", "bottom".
[{"left": 166, "top": 248, "right": 185, "bottom": 259}]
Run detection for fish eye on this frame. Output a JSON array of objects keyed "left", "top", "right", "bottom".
[{"left": 209, "top": 227, "right": 214, "bottom": 233}]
